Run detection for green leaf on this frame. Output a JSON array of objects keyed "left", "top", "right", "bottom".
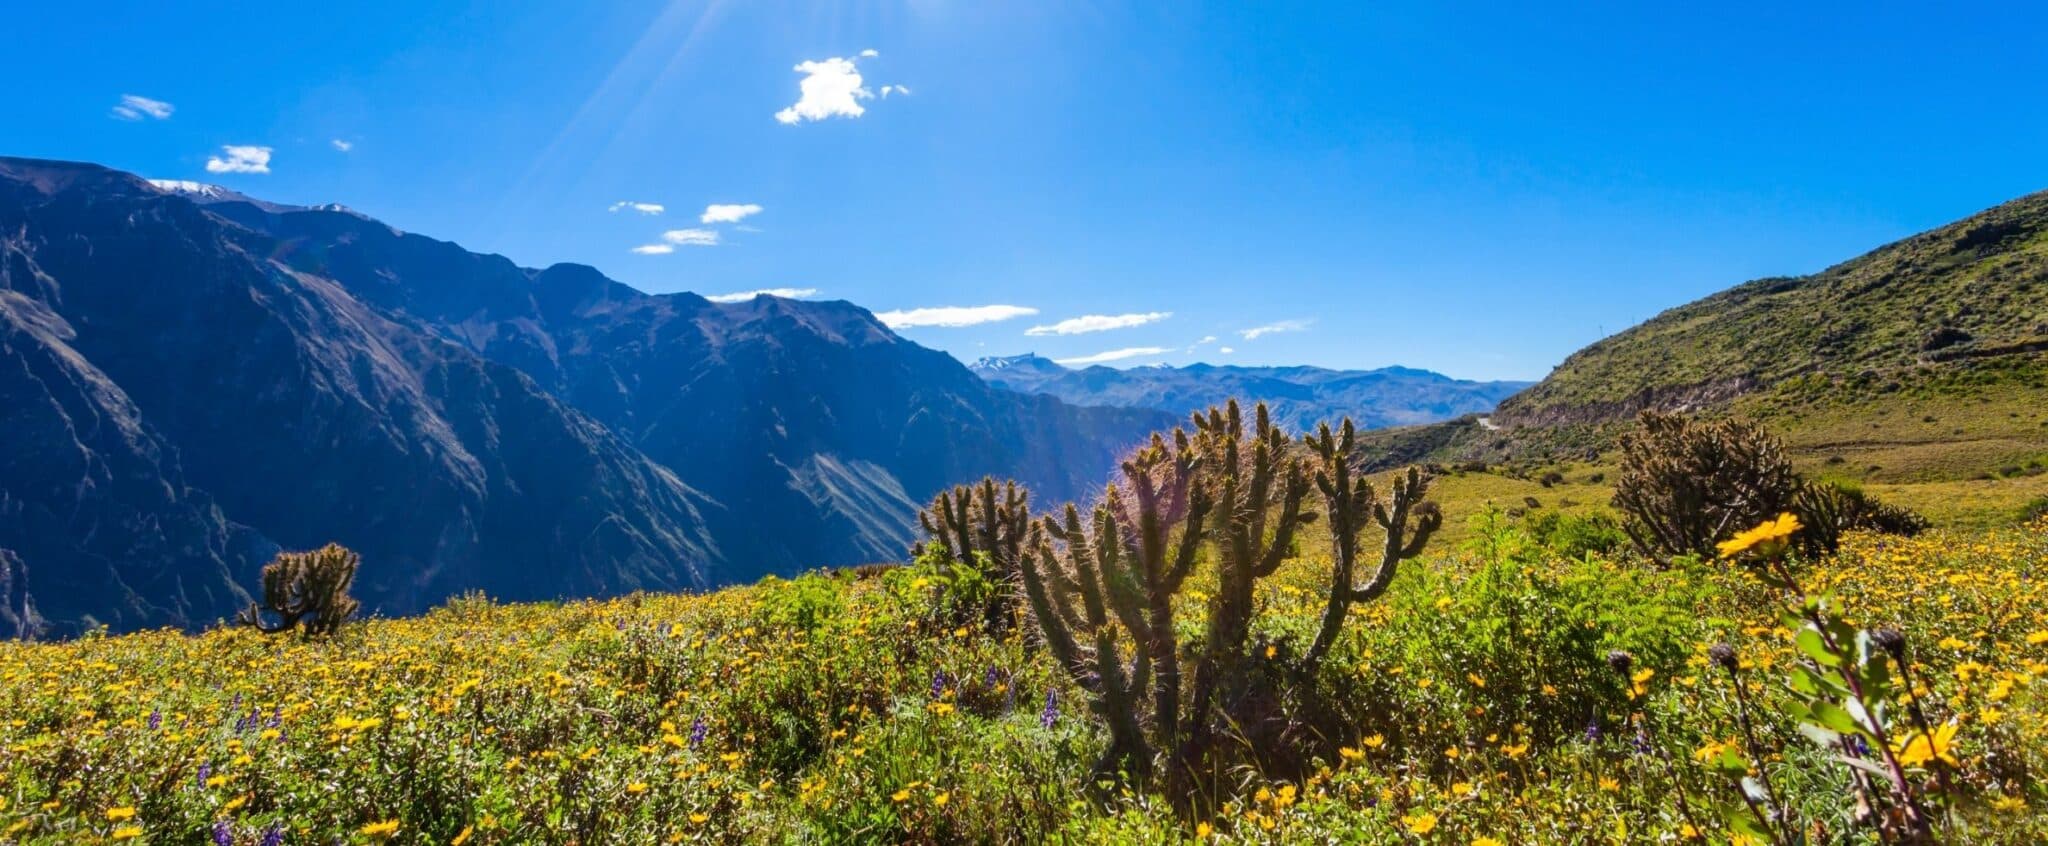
[
  {"left": 1795, "top": 721, "right": 1840, "bottom": 748},
  {"left": 1795, "top": 627, "right": 1842, "bottom": 667},
  {"left": 1809, "top": 701, "right": 1866, "bottom": 736}
]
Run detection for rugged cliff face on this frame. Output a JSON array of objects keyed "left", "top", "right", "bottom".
[{"left": 0, "top": 157, "right": 1167, "bottom": 636}]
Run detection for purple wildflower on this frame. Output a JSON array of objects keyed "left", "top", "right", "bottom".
[
  {"left": 148, "top": 709, "right": 162, "bottom": 730},
  {"left": 212, "top": 820, "right": 234, "bottom": 846},
  {"left": 1583, "top": 718, "right": 1603, "bottom": 743},
  {"left": 930, "top": 669, "right": 950, "bottom": 700},
  {"left": 689, "top": 715, "right": 708, "bottom": 748},
  {"left": 197, "top": 761, "right": 212, "bottom": 788},
  {"left": 982, "top": 666, "right": 1001, "bottom": 689},
  {"left": 1040, "top": 689, "right": 1060, "bottom": 729},
  {"left": 260, "top": 823, "right": 285, "bottom": 846}
]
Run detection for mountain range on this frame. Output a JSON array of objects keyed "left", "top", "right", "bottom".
[
  {"left": 970, "top": 354, "right": 1529, "bottom": 432},
  {"left": 0, "top": 157, "right": 1168, "bottom": 637}
]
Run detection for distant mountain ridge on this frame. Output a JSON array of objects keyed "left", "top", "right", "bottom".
[
  {"left": 0, "top": 158, "right": 1166, "bottom": 637},
  {"left": 971, "top": 354, "right": 1530, "bottom": 432}
]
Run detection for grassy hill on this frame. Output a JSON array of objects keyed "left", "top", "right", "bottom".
[
  {"left": 1498, "top": 189, "right": 2048, "bottom": 423},
  {"left": 1363, "top": 190, "right": 2048, "bottom": 528}
]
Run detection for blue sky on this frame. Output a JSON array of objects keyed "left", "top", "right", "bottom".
[{"left": 6, "top": 2, "right": 2046, "bottom": 380}]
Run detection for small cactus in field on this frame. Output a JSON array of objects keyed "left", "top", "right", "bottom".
[
  {"left": 1613, "top": 411, "right": 1799, "bottom": 562},
  {"left": 237, "top": 543, "right": 362, "bottom": 637},
  {"left": 916, "top": 477, "right": 1032, "bottom": 630}
]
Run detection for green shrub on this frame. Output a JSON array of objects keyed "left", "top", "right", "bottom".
[
  {"left": 1791, "top": 479, "right": 1928, "bottom": 555},
  {"left": 1522, "top": 510, "right": 1630, "bottom": 560}
]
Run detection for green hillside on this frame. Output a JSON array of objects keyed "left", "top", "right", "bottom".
[
  {"left": 1499, "top": 190, "right": 2048, "bottom": 423},
  {"left": 1362, "top": 190, "right": 2048, "bottom": 527}
]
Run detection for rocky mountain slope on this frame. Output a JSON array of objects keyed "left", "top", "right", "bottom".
[
  {"left": 0, "top": 158, "right": 1165, "bottom": 637},
  {"left": 971, "top": 354, "right": 1529, "bottom": 432}
]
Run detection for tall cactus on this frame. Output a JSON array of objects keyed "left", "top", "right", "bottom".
[
  {"left": 1179, "top": 401, "right": 1316, "bottom": 775},
  {"left": 916, "top": 477, "right": 1031, "bottom": 629},
  {"left": 1016, "top": 401, "right": 1440, "bottom": 798},
  {"left": 1298, "top": 421, "right": 1441, "bottom": 679}
]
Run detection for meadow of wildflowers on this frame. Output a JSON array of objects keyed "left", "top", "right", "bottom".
[{"left": 1, "top": 514, "right": 2043, "bottom": 843}]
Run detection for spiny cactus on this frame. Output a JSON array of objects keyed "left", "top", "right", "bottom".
[
  {"left": 1178, "top": 401, "right": 1316, "bottom": 778},
  {"left": 1613, "top": 411, "right": 1799, "bottom": 562},
  {"left": 1017, "top": 430, "right": 1211, "bottom": 782},
  {"left": 916, "top": 477, "right": 1032, "bottom": 629},
  {"left": 237, "top": 543, "right": 362, "bottom": 637},
  {"left": 1018, "top": 401, "right": 1439, "bottom": 798},
  {"left": 1298, "top": 421, "right": 1441, "bottom": 679}
]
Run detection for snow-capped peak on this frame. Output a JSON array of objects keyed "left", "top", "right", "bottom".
[{"left": 148, "top": 179, "right": 236, "bottom": 199}]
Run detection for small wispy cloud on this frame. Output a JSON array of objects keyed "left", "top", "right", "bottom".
[
  {"left": 204, "top": 145, "right": 272, "bottom": 175},
  {"left": 1218, "top": 346, "right": 1235, "bottom": 354},
  {"left": 609, "top": 201, "right": 665, "bottom": 215},
  {"left": 880, "top": 85, "right": 911, "bottom": 98},
  {"left": 1238, "top": 319, "right": 1312, "bottom": 340},
  {"left": 859, "top": 48, "right": 880, "bottom": 58},
  {"left": 1196, "top": 335, "right": 1218, "bottom": 345},
  {"left": 662, "top": 228, "right": 721, "bottom": 247},
  {"left": 1056, "top": 346, "right": 1175, "bottom": 366},
  {"left": 1024, "top": 312, "right": 1172, "bottom": 336},
  {"left": 875, "top": 305, "right": 1038, "bottom": 329},
  {"left": 705, "top": 287, "right": 821, "bottom": 303},
  {"left": 331, "top": 139, "right": 353, "bottom": 152},
  {"left": 776, "top": 55, "right": 877, "bottom": 124},
  {"left": 700, "top": 203, "right": 763, "bottom": 224},
  {"left": 111, "top": 94, "right": 173, "bottom": 121},
  {"left": 630, "top": 244, "right": 675, "bottom": 255}
]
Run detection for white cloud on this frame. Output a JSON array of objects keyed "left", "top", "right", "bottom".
[
  {"left": 1196, "top": 335, "right": 1218, "bottom": 345},
  {"left": 1024, "top": 311, "right": 1172, "bottom": 336},
  {"left": 859, "top": 48, "right": 879, "bottom": 58},
  {"left": 111, "top": 94, "right": 173, "bottom": 121},
  {"left": 705, "top": 287, "right": 821, "bottom": 303},
  {"left": 609, "top": 201, "right": 665, "bottom": 215},
  {"left": 331, "top": 139, "right": 353, "bottom": 152},
  {"left": 1219, "top": 347, "right": 1235, "bottom": 354},
  {"left": 775, "top": 57, "right": 874, "bottom": 124},
  {"left": 1055, "top": 347, "right": 1175, "bottom": 366},
  {"left": 1238, "top": 319, "right": 1312, "bottom": 340},
  {"left": 203, "top": 145, "right": 272, "bottom": 175},
  {"left": 630, "top": 244, "right": 675, "bottom": 255},
  {"left": 700, "top": 203, "right": 763, "bottom": 224},
  {"left": 881, "top": 84, "right": 911, "bottom": 98},
  {"left": 875, "top": 305, "right": 1038, "bottom": 329},
  {"left": 661, "top": 228, "right": 721, "bottom": 246}
]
